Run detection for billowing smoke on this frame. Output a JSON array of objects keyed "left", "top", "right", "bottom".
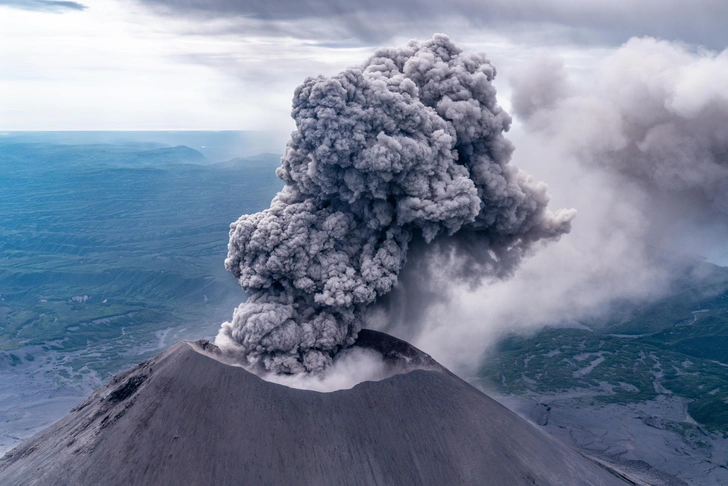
[
  {"left": 400, "top": 37, "right": 728, "bottom": 375},
  {"left": 513, "top": 37, "right": 728, "bottom": 219},
  {"left": 216, "top": 35, "right": 574, "bottom": 374}
]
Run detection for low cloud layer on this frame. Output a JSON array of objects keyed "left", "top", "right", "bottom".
[
  {"left": 217, "top": 35, "right": 573, "bottom": 374},
  {"left": 0, "top": 0, "right": 86, "bottom": 12},
  {"left": 395, "top": 37, "right": 728, "bottom": 374},
  {"left": 135, "top": 0, "right": 728, "bottom": 49}
]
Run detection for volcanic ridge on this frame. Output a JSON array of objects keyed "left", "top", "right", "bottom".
[{"left": 0, "top": 330, "right": 634, "bottom": 486}]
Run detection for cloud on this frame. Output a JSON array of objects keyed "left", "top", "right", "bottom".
[
  {"left": 217, "top": 35, "right": 573, "bottom": 374},
  {"left": 134, "top": 0, "right": 728, "bottom": 49},
  {"left": 0, "top": 0, "right": 86, "bottom": 12},
  {"left": 513, "top": 37, "right": 728, "bottom": 223},
  {"left": 397, "top": 37, "right": 728, "bottom": 374}
]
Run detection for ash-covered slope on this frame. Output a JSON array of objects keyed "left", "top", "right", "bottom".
[{"left": 0, "top": 331, "right": 631, "bottom": 486}]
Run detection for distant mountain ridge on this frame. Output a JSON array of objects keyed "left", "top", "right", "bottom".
[
  {"left": 215, "top": 152, "right": 282, "bottom": 168},
  {"left": 0, "top": 142, "right": 207, "bottom": 169},
  {"left": 0, "top": 131, "right": 287, "bottom": 161}
]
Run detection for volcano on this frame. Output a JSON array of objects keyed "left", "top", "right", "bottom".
[{"left": 0, "top": 330, "right": 631, "bottom": 485}]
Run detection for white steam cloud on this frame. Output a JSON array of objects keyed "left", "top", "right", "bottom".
[
  {"left": 217, "top": 35, "right": 574, "bottom": 374},
  {"left": 401, "top": 37, "right": 728, "bottom": 375},
  {"left": 513, "top": 37, "right": 728, "bottom": 218}
]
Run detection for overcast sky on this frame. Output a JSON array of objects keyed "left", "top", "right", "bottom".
[{"left": 1, "top": 0, "right": 725, "bottom": 131}]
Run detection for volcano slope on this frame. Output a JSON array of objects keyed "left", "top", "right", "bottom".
[{"left": 0, "top": 330, "right": 632, "bottom": 486}]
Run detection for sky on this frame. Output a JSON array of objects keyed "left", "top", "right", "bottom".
[{"left": 1, "top": 0, "right": 725, "bottom": 131}]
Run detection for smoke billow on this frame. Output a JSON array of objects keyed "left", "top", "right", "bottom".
[
  {"left": 400, "top": 37, "right": 728, "bottom": 375},
  {"left": 513, "top": 37, "right": 728, "bottom": 218},
  {"left": 216, "top": 35, "right": 574, "bottom": 374}
]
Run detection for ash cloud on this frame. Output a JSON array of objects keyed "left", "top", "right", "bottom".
[
  {"left": 0, "top": 0, "right": 86, "bottom": 12},
  {"left": 514, "top": 37, "right": 728, "bottom": 221},
  {"left": 405, "top": 36, "right": 728, "bottom": 375},
  {"left": 217, "top": 35, "right": 574, "bottom": 374}
]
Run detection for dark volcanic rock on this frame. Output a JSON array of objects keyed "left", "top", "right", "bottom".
[{"left": 0, "top": 330, "right": 633, "bottom": 486}]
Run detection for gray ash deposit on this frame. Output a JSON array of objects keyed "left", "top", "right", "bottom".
[{"left": 0, "top": 330, "right": 632, "bottom": 486}]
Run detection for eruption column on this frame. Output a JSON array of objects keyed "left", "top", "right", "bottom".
[{"left": 217, "top": 35, "right": 575, "bottom": 374}]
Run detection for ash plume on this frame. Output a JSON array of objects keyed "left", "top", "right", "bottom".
[
  {"left": 216, "top": 35, "right": 575, "bottom": 374},
  {"left": 512, "top": 37, "right": 728, "bottom": 218},
  {"left": 404, "top": 37, "right": 728, "bottom": 376}
]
